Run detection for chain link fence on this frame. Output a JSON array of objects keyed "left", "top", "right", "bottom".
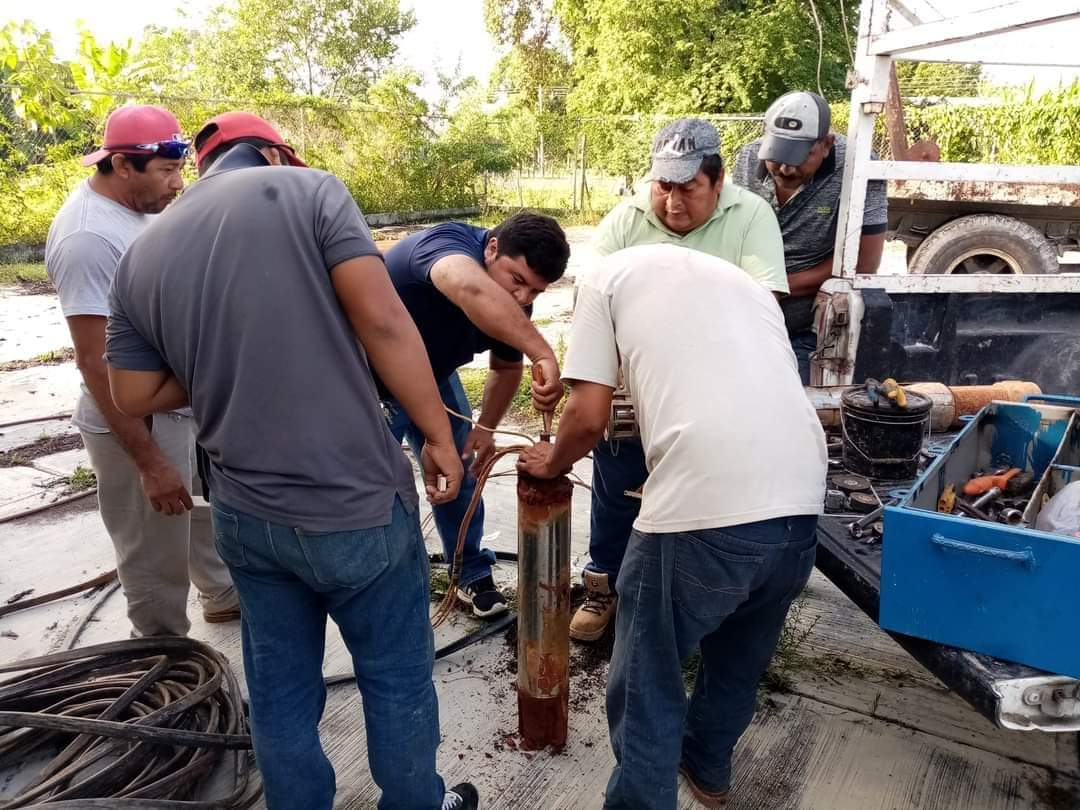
[{"left": 3, "top": 81, "right": 1076, "bottom": 252}]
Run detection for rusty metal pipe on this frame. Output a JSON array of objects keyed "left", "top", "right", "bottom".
[{"left": 516, "top": 472, "right": 572, "bottom": 750}]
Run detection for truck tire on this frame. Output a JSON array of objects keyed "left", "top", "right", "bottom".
[{"left": 908, "top": 214, "right": 1060, "bottom": 275}]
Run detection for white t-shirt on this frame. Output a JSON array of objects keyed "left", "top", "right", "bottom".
[
  {"left": 565, "top": 243, "right": 827, "bottom": 533},
  {"left": 45, "top": 180, "right": 152, "bottom": 433}
]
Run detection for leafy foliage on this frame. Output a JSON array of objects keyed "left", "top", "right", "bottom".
[
  {"left": 2, "top": 4, "right": 1079, "bottom": 250},
  {"left": 556, "top": 0, "right": 854, "bottom": 114},
  {"left": 0, "top": 6, "right": 516, "bottom": 244},
  {"left": 894, "top": 61, "right": 982, "bottom": 97},
  {"left": 547, "top": 0, "right": 855, "bottom": 177}
]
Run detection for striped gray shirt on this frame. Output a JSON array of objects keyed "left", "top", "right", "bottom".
[{"left": 733, "top": 135, "right": 888, "bottom": 330}]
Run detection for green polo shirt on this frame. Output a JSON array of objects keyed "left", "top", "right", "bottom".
[{"left": 592, "top": 182, "right": 789, "bottom": 294}]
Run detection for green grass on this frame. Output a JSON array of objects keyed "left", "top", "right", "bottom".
[
  {"left": 759, "top": 596, "right": 819, "bottom": 696},
  {"left": 0, "top": 452, "right": 27, "bottom": 469},
  {"left": 429, "top": 568, "right": 451, "bottom": 598},
  {"left": 484, "top": 173, "right": 621, "bottom": 218},
  {"left": 64, "top": 465, "right": 98, "bottom": 493},
  {"left": 0, "top": 262, "right": 48, "bottom": 286},
  {"left": 457, "top": 367, "right": 538, "bottom": 428},
  {"left": 457, "top": 335, "right": 568, "bottom": 431},
  {"left": 0, "top": 347, "right": 75, "bottom": 373}
]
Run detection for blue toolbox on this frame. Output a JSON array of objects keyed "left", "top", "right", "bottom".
[{"left": 880, "top": 395, "right": 1080, "bottom": 678}]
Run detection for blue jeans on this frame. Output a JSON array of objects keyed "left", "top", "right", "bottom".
[
  {"left": 210, "top": 496, "right": 445, "bottom": 810},
  {"left": 790, "top": 330, "right": 817, "bottom": 385},
  {"left": 603, "top": 515, "right": 819, "bottom": 810},
  {"left": 385, "top": 372, "right": 495, "bottom": 587},
  {"left": 587, "top": 437, "right": 648, "bottom": 585}
]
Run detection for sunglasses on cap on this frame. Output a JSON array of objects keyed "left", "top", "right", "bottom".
[{"left": 112, "top": 138, "right": 192, "bottom": 160}]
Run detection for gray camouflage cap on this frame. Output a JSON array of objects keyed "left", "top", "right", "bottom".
[{"left": 647, "top": 118, "right": 721, "bottom": 184}]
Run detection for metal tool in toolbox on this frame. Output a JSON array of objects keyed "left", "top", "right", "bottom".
[{"left": 880, "top": 395, "right": 1080, "bottom": 679}]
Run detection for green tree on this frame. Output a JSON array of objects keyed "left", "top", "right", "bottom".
[
  {"left": 549, "top": 0, "right": 855, "bottom": 176},
  {"left": 133, "top": 0, "right": 414, "bottom": 101},
  {"left": 484, "top": 0, "right": 574, "bottom": 170},
  {"left": 0, "top": 22, "right": 122, "bottom": 245},
  {"left": 557, "top": 0, "right": 854, "bottom": 116},
  {"left": 1, "top": 21, "right": 91, "bottom": 137},
  {"left": 229, "top": 0, "right": 414, "bottom": 99}
]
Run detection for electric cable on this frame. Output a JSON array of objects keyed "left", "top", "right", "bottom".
[
  {"left": 0, "top": 405, "right": 573, "bottom": 806},
  {"left": 0, "top": 412, "right": 96, "bottom": 526},
  {"left": 0, "top": 490, "right": 98, "bottom": 526},
  {"left": 808, "top": 0, "right": 826, "bottom": 98},
  {"left": 0, "top": 637, "right": 259, "bottom": 808},
  {"left": 839, "top": 0, "right": 855, "bottom": 66},
  {"left": 0, "top": 571, "right": 118, "bottom": 620},
  {"left": 444, "top": 406, "right": 535, "bottom": 444},
  {"left": 0, "top": 414, "right": 73, "bottom": 431}
]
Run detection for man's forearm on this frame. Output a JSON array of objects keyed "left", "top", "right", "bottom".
[
  {"left": 431, "top": 256, "right": 557, "bottom": 363},
  {"left": 366, "top": 322, "right": 455, "bottom": 446},
  {"left": 547, "top": 387, "right": 611, "bottom": 471},
  {"left": 465, "top": 294, "right": 555, "bottom": 364},
  {"left": 331, "top": 255, "right": 455, "bottom": 447},
  {"left": 787, "top": 258, "right": 834, "bottom": 298},
  {"left": 108, "top": 367, "right": 190, "bottom": 417},
  {"left": 855, "top": 231, "right": 886, "bottom": 275},
  {"left": 372, "top": 341, "right": 453, "bottom": 446},
  {"left": 477, "top": 364, "right": 523, "bottom": 428},
  {"left": 79, "top": 359, "right": 163, "bottom": 466}
]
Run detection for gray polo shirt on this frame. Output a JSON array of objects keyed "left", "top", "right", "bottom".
[
  {"left": 733, "top": 134, "right": 888, "bottom": 330},
  {"left": 106, "top": 146, "right": 418, "bottom": 531}
]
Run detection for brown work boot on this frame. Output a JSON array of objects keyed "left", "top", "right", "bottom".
[
  {"left": 570, "top": 570, "right": 617, "bottom": 642},
  {"left": 203, "top": 605, "right": 241, "bottom": 623},
  {"left": 679, "top": 763, "right": 729, "bottom": 807}
]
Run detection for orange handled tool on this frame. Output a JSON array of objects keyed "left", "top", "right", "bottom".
[
  {"left": 962, "top": 467, "right": 1020, "bottom": 497},
  {"left": 532, "top": 361, "right": 556, "bottom": 442}
]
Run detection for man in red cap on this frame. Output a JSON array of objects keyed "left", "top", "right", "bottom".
[
  {"left": 193, "top": 111, "right": 308, "bottom": 174},
  {"left": 44, "top": 104, "right": 240, "bottom": 638},
  {"left": 106, "top": 110, "right": 480, "bottom": 810}
]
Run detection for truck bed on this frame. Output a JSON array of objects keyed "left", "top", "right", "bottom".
[{"left": 816, "top": 447, "right": 1080, "bottom": 734}]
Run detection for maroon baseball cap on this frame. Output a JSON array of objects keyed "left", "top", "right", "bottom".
[
  {"left": 194, "top": 112, "right": 308, "bottom": 171},
  {"left": 82, "top": 105, "right": 184, "bottom": 167}
]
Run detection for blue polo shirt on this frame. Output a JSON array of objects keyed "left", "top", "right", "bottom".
[{"left": 380, "top": 223, "right": 525, "bottom": 393}]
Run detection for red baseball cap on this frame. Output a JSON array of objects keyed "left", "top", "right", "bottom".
[
  {"left": 82, "top": 105, "right": 184, "bottom": 167},
  {"left": 194, "top": 112, "right": 308, "bottom": 171}
]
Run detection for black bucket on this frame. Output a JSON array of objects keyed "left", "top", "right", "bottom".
[{"left": 840, "top": 388, "right": 932, "bottom": 480}]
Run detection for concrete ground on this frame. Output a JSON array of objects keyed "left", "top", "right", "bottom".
[
  {"left": 2, "top": 233, "right": 1079, "bottom": 808},
  {"left": 3, "top": 448, "right": 1079, "bottom": 809}
]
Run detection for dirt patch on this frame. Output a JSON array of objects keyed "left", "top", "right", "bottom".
[
  {"left": 10, "top": 280, "right": 55, "bottom": 296},
  {"left": 0, "top": 432, "right": 83, "bottom": 467},
  {"left": 0, "top": 347, "right": 74, "bottom": 372},
  {"left": 1030, "top": 779, "right": 1080, "bottom": 810},
  {"left": 370, "top": 223, "right": 431, "bottom": 242},
  {"left": 499, "top": 621, "right": 519, "bottom": 676},
  {"left": 569, "top": 627, "right": 614, "bottom": 711}
]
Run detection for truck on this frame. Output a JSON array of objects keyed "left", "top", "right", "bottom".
[{"left": 808, "top": 0, "right": 1080, "bottom": 734}]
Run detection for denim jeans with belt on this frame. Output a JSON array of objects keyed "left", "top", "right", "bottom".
[
  {"left": 211, "top": 495, "right": 445, "bottom": 810},
  {"left": 603, "top": 514, "right": 819, "bottom": 810},
  {"left": 384, "top": 372, "right": 496, "bottom": 587},
  {"left": 587, "top": 436, "right": 648, "bottom": 585}
]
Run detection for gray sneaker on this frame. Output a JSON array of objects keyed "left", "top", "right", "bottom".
[
  {"left": 443, "top": 782, "right": 479, "bottom": 810},
  {"left": 456, "top": 575, "right": 508, "bottom": 618}
]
